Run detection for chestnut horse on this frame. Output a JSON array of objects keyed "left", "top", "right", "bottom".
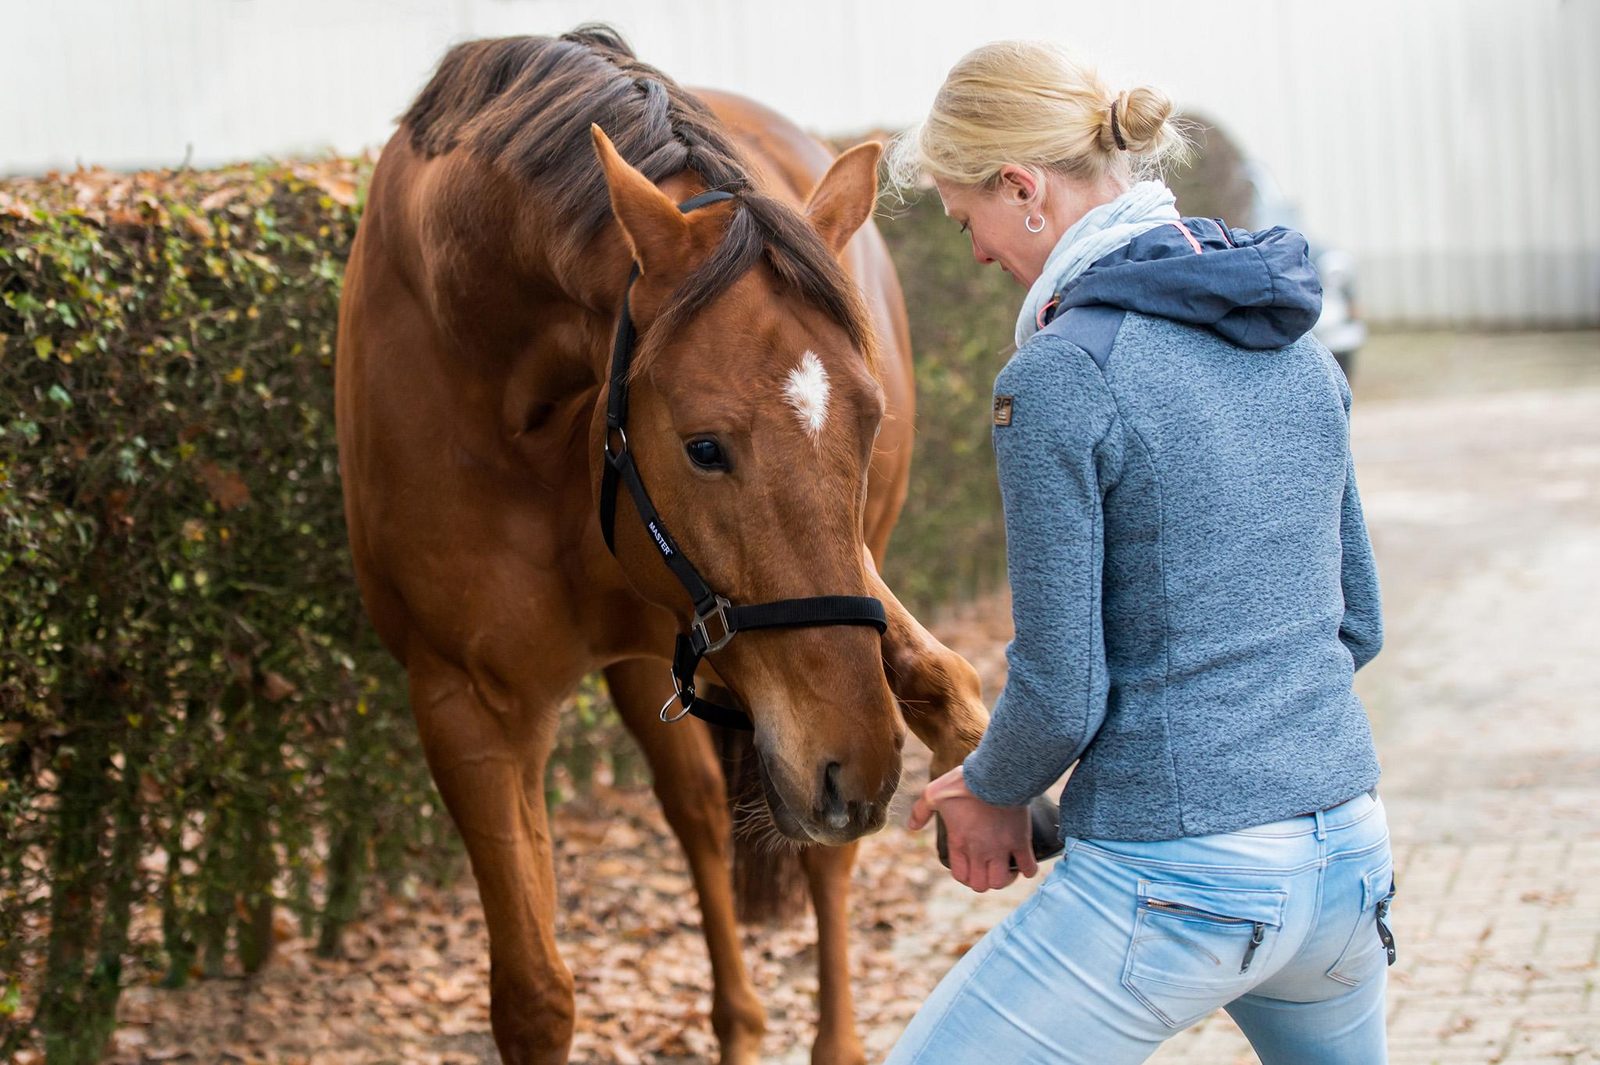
[{"left": 335, "top": 27, "right": 991, "bottom": 1065}]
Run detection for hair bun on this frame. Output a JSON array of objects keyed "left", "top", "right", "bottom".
[
  {"left": 1104, "top": 86, "right": 1174, "bottom": 155},
  {"left": 888, "top": 41, "right": 1191, "bottom": 192}
]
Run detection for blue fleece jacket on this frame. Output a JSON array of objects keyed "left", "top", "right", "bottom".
[{"left": 961, "top": 217, "right": 1383, "bottom": 842}]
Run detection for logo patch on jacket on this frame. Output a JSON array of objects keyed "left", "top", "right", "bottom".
[{"left": 993, "top": 395, "right": 1014, "bottom": 427}]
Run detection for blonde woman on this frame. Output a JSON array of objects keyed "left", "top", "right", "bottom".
[{"left": 887, "top": 42, "right": 1393, "bottom": 1064}]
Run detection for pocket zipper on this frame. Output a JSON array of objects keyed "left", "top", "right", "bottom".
[
  {"left": 1375, "top": 874, "right": 1397, "bottom": 966},
  {"left": 1240, "top": 921, "right": 1266, "bottom": 973},
  {"left": 1143, "top": 899, "right": 1268, "bottom": 973}
]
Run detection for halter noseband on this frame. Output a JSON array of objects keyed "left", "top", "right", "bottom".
[{"left": 599, "top": 189, "right": 888, "bottom": 731}]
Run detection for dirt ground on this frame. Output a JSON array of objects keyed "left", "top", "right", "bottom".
[{"left": 98, "top": 330, "right": 1600, "bottom": 1064}]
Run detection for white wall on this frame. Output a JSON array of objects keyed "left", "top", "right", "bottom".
[{"left": 4, "top": 0, "right": 1597, "bottom": 327}]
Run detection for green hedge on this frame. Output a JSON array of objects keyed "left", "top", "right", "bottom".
[
  {"left": 0, "top": 159, "right": 1012, "bottom": 1061},
  {"left": 0, "top": 161, "right": 467, "bottom": 1062}
]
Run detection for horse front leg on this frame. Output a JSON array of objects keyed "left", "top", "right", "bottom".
[
  {"left": 603, "top": 658, "right": 766, "bottom": 1065},
  {"left": 407, "top": 645, "right": 574, "bottom": 1065},
  {"left": 800, "top": 842, "right": 866, "bottom": 1065},
  {"left": 863, "top": 548, "right": 989, "bottom": 774}
]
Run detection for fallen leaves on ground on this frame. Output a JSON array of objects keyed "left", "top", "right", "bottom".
[{"left": 105, "top": 598, "right": 1020, "bottom": 1064}]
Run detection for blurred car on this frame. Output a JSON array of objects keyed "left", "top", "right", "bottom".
[{"left": 1241, "top": 160, "right": 1367, "bottom": 378}]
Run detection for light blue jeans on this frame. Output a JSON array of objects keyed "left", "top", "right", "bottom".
[{"left": 885, "top": 791, "right": 1395, "bottom": 1065}]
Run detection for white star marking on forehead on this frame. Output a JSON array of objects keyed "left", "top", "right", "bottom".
[{"left": 783, "top": 349, "right": 831, "bottom": 441}]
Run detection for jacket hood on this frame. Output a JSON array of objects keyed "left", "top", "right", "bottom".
[{"left": 1055, "top": 218, "right": 1324, "bottom": 350}]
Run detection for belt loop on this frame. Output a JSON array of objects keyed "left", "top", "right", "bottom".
[{"left": 1313, "top": 808, "right": 1327, "bottom": 842}]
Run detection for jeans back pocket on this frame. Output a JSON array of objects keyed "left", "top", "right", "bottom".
[
  {"left": 1326, "top": 857, "right": 1397, "bottom": 987},
  {"left": 1122, "top": 879, "right": 1288, "bottom": 1029}
]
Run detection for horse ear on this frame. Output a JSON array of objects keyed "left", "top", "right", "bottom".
[
  {"left": 805, "top": 141, "right": 882, "bottom": 256},
  {"left": 590, "top": 124, "right": 691, "bottom": 279}
]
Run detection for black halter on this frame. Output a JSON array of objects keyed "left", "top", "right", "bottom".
[{"left": 599, "top": 189, "right": 888, "bottom": 731}]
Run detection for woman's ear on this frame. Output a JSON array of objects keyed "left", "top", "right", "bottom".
[{"left": 997, "top": 165, "right": 1040, "bottom": 207}]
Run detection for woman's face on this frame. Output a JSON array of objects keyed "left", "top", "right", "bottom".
[
  {"left": 934, "top": 168, "right": 1052, "bottom": 287},
  {"left": 934, "top": 166, "right": 1129, "bottom": 288}
]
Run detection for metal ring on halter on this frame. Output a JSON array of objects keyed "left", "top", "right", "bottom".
[
  {"left": 659, "top": 671, "right": 694, "bottom": 723},
  {"left": 1025, "top": 213, "right": 1046, "bottom": 233},
  {"left": 603, "top": 424, "right": 629, "bottom": 461}
]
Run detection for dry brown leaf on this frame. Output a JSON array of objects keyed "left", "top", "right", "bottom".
[
  {"left": 199, "top": 186, "right": 245, "bottom": 212},
  {"left": 197, "top": 461, "right": 251, "bottom": 511},
  {"left": 261, "top": 671, "right": 297, "bottom": 702}
]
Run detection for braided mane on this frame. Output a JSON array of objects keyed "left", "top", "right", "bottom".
[{"left": 400, "top": 25, "right": 872, "bottom": 356}]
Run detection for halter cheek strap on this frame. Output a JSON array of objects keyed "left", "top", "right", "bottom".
[{"left": 599, "top": 189, "right": 888, "bottom": 731}]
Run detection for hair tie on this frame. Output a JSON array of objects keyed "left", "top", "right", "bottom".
[{"left": 1109, "top": 100, "right": 1127, "bottom": 151}]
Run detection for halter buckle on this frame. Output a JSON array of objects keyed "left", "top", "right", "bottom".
[{"left": 692, "top": 595, "right": 736, "bottom": 654}]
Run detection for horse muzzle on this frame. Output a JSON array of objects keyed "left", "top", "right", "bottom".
[{"left": 756, "top": 746, "right": 896, "bottom": 845}]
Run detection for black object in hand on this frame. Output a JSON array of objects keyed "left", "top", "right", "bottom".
[{"left": 936, "top": 793, "right": 1064, "bottom": 872}]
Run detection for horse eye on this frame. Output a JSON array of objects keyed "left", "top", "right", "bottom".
[{"left": 685, "top": 437, "right": 727, "bottom": 470}]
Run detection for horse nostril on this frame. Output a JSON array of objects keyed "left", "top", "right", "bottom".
[{"left": 820, "top": 761, "right": 850, "bottom": 830}]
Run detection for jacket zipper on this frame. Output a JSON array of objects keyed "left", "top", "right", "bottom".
[{"left": 1144, "top": 899, "right": 1267, "bottom": 973}]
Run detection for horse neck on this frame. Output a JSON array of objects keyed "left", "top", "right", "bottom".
[{"left": 435, "top": 156, "right": 719, "bottom": 401}]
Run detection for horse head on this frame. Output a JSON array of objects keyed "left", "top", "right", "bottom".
[{"left": 590, "top": 125, "right": 904, "bottom": 846}]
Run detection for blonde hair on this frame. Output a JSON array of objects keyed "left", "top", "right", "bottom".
[{"left": 887, "top": 40, "right": 1190, "bottom": 193}]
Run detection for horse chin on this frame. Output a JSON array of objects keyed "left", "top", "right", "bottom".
[{"left": 754, "top": 750, "right": 818, "bottom": 844}]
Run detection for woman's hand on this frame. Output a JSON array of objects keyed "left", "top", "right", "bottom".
[{"left": 909, "top": 763, "right": 1039, "bottom": 892}]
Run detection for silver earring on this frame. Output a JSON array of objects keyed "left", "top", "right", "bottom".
[{"left": 1025, "top": 213, "right": 1046, "bottom": 233}]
